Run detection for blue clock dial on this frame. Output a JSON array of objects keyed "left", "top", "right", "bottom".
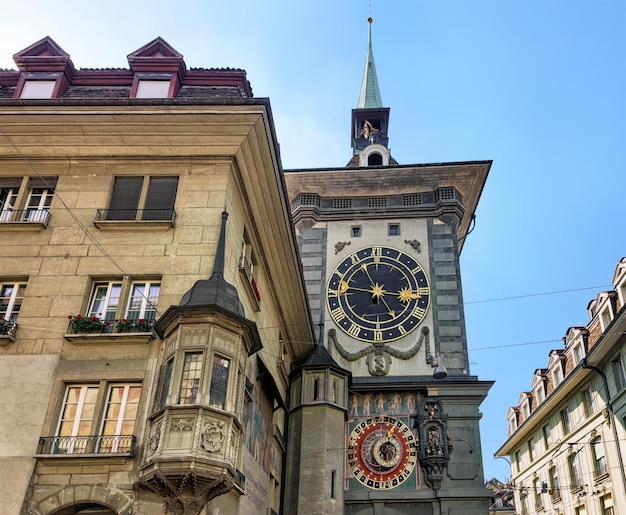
[{"left": 327, "top": 246, "right": 430, "bottom": 343}]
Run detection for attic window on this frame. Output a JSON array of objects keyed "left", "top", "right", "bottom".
[
  {"left": 20, "top": 80, "right": 56, "bottom": 99},
  {"left": 367, "top": 153, "right": 383, "bottom": 166},
  {"left": 135, "top": 79, "right": 171, "bottom": 98}
]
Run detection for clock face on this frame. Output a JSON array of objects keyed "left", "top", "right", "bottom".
[
  {"left": 327, "top": 246, "right": 430, "bottom": 343},
  {"left": 347, "top": 415, "right": 418, "bottom": 490}
]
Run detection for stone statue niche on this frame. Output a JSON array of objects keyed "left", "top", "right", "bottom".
[{"left": 416, "top": 397, "right": 453, "bottom": 490}]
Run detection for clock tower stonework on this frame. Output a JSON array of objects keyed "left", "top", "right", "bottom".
[{"left": 284, "top": 18, "right": 493, "bottom": 515}]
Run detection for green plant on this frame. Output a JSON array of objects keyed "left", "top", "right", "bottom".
[
  {"left": 115, "top": 318, "right": 153, "bottom": 333},
  {"left": 67, "top": 314, "right": 109, "bottom": 334}
]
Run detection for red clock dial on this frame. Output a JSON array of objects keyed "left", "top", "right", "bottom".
[{"left": 347, "top": 415, "right": 417, "bottom": 490}]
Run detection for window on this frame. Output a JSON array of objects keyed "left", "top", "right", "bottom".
[
  {"left": 543, "top": 424, "right": 551, "bottom": 448},
  {"left": 179, "top": 352, "right": 203, "bottom": 404},
  {"left": 209, "top": 355, "right": 230, "bottom": 409},
  {"left": 100, "top": 384, "right": 142, "bottom": 452},
  {"left": 561, "top": 407, "right": 571, "bottom": 435},
  {"left": 88, "top": 282, "right": 122, "bottom": 324},
  {"left": 20, "top": 80, "right": 56, "bottom": 99},
  {"left": 600, "top": 493, "right": 614, "bottom": 515},
  {"left": 54, "top": 382, "right": 141, "bottom": 454},
  {"left": 592, "top": 437, "right": 607, "bottom": 476},
  {"left": 367, "top": 153, "right": 383, "bottom": 166},
  {"left": 549, "top": 466, "right": 560, "bottom": 501},
  {"left": 574, "top": 344, "right": 584, "bottom": 364},
  {"left": 135, "top": 79, "right": 171, "bottom": 98},
  {"left": 528, "top": 438, "right": 535, "bottom": 461},
  {"left": 22, "top": 187, "right": 53, "bottom": 221},
  {"left": 126, "top": 281, "right": 160, "bottom": 321},
  {"left": 553, "top": 366, "right": 563, "bottom": 386},
  {"left": 0, "top": 177, "right": 56, "bottom": 224},
  {"left": 160, "top": 359, "right": 174, "bottom": 407},
  {"left": 80, "top": 279, "right": 160, "bottom": 333},
  {"left": 534, "top": 477, "right": 543, "bottom": 509},
  {"left": 57, "top": 385, "right": 99, "bottom": 453},
  {"left": 388, "top": 223, "right": 400, "bottom": 236},
  {"left": 537, "top": 386, "right": 545, "bottom": 404},
  {"left": 612, "top": 355, "right": 626, "bottom": 391},
  {"left": 105, "top": 176, "right": 178, "bottom": 221},
  {"left": 0, "top": 282, "right": 26, "bottom": 322},
  {"left": 351, "top": 225, "right": 361, "bottom": 238},
  {"left": 0, "top": 186, "right": 18, "bottom": 221},
  {"left": 515, "top": 450, "right": 521, "bottom": 472},
  {"left": 582, "top": 387, "right": 596, "bottom": 417},
  {"left": 520, "top": 485, "right": 528, "bottom": 515},
  {"left": 569, "top": 452, "right": 582, "bottom": 488}
]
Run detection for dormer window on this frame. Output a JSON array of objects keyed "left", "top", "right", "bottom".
[
  {"left": 367, "top": 153, "right": 383, "bottom": 166},
  {"left": 20, "top": 79, "right": 57, "bottom": 99},
  {"left": 135, "top": 78, "right": 172, "bottom": 98}
]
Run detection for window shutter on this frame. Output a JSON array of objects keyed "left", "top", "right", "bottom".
[
  {"left": 143, "top": 177, "right": 178, "bottom": 220},
  {"left": 107, "top": 177, "right": 142, "bottom": 220}
]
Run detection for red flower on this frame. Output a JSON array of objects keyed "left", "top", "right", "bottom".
[
  {"left": 91, "top": 316, "right": 98, "bottom": 321},
  {"left": 67, "top": 315, "right": 73, "bottom": 320},
  {"left": 76, "top": 314, "right": 82, "bottom": 320},
  {"left": 139, "top": 319, "right": 145, "bottom": 323}
]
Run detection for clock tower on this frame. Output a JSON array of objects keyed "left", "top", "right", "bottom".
[{"left": 284, "top": 18, "right": 493, "bottom": 515}]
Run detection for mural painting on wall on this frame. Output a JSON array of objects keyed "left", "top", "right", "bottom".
[
  {"left": 243, "top": 381, "right": 272, "bottom": 473},
  {"left": 349, "top": 391, "right": 423, "bottom": 418}
]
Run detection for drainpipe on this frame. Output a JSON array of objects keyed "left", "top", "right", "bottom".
[{"left": 580, "top": 358, "right": 626, "bottom": 494}]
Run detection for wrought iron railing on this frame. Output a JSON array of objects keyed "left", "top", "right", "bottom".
[
  {"left": 37, "top": 434, "right": 136, "bottom": 455},
  {"left": 66, "top": 318, "right": 156, "bottom": 335},
  {"left": 0, "top": 320, "right": 18, "bottom": 338},
  {"left": 234, "top": 469, "right": 246, "bottom": 492},
  {"left": 95, "top": 208, "right": 176, "bottom": 223},
  {"left": 0, "top": 209, "right": 50, "bottom": 225}
]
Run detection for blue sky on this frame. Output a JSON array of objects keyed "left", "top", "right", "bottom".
[{"left": 1, "top": 0, "right": 625, "bottom": 482}]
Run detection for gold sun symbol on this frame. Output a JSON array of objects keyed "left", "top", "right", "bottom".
[{"left": 398, "top": 287, "right": 419, "bottom": 303}]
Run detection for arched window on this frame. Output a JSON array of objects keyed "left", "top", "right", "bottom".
[{"left": 368, "top": 153, "right": 383, "bottom": 166}]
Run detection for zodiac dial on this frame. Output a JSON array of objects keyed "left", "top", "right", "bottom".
[
  {"left": 347, "top": 416, "right": 418, "bottom": 490},
  {"left": 327, "top": 246, "right": 430, "bottom": 343}
]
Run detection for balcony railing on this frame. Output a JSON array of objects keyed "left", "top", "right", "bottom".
[
  {"left": 37, "top": 434, "right": 136, "bottom": 456},
  {"left": 95, "top": 209, "right": 176, "bottom": 224},
  {"left": 0, "top": 209, "right": 50, "bottom": 226},
  {"left": 67, "top": 318, "right": 156, "bottom": 335},
  {"left": 0, "top": 320, "right": 17, "bottom": 337}
]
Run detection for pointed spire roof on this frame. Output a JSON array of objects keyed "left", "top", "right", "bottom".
[
  {"left": 357, "top": 17, "right": 383, "bottom": 109},
  {"left": 179, "top": 211, "right": 245, "bottom": 317}
]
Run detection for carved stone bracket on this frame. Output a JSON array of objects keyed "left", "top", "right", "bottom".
[
  {"left": 329, "top": 326, "right": 429, "bottom": 376},
  {"left": 404, "top": 239, "right": 421, "bottom": 253},
  {"left": 135, "top": 467, "right": 233, "bottom": 515},
  {"left": 335, "top": 241, "right": 351, "bottom": 254},
  {"left": 417, "top": 397, "right": 452, "bottom": 490}
]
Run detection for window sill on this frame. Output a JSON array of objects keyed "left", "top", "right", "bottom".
[
  {"left": 93, "top": 220, "right": 175, "bottom": 230},
  {"left": 64, "top": 332, "right": 155, "bottom": 344},
  {"left": 594, "top": 472, "right": 610, "bottom": 484},
  {"left": 0, "top": 220, "right": 48, "bottom": 231}
]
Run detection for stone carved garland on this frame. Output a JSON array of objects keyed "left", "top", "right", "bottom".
[{"left": 329, "top": 326, "right": 430, "bottom": 376}]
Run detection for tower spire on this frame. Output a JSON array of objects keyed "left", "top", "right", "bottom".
[{"left": 357, "top": 16, "right": 383, "bottom": 109}]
